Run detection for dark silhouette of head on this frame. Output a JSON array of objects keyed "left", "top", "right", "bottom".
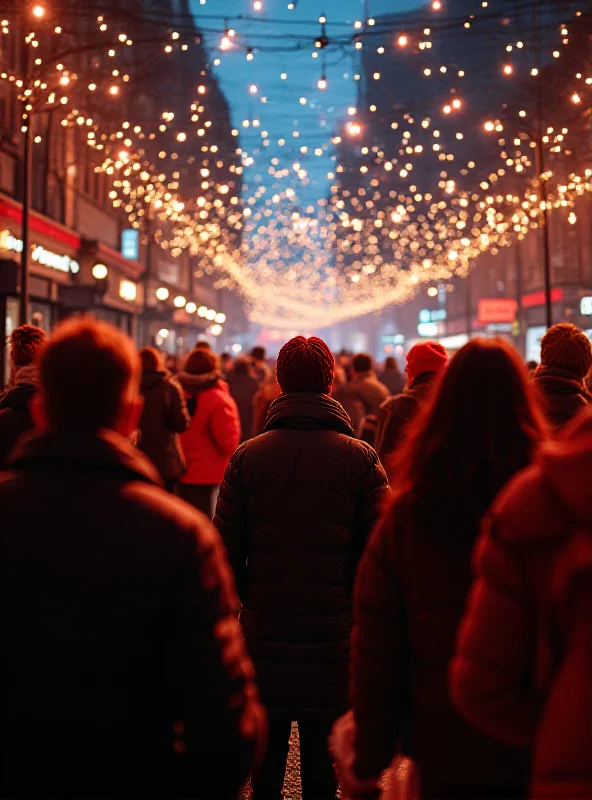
[
  {"left": 185, "top": 348, "right": 219, "bottom": 376},
  {"left": 37, "top": 318, "right": 140, "bottom": 433},
  {"left": 540, "top": 323, "right": 592, "bottom": 380},
  {"left": 10, "top": 324, "right": 46, "bottom": 369},
  {"left": 384, "top": 356, "right": 400, "bottom": 372},
  {"left": 139, "top": 347, "right": 164, "bottom": 373},
  {"left": 276, "top": 336, "right": 334, "bottom": 394},
  {"left": 352, "top": 353, "right": 373, "bottom": 375},
  {"left": 389, "top": 338, "right": 547, "bottom": 545},
  {"left": 194, "top": 340, "right": 212, "bottom": 352},
  {"left": 233, "top": 355, "right": 253, "bottom": 376},
  {"left": 251, "top": 346, "right": 267, "bottom": 362}
]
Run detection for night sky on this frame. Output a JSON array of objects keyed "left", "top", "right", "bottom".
[{"left": 191, "top": 0, "right": 423, "bottom": 208}]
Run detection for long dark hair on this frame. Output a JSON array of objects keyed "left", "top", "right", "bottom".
[{"left": 388, "top": 338, "right": 548, "bottom": 546}]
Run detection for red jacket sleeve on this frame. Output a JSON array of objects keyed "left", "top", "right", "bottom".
[
  {"left": 450, "top": 520, "right": 540, "bottom": 748},
  {"left": 210, "top": 396, "right": 241, "bottom": 457},
  {"left": 351, "top": 512, "right": 406, "bottom": 782}
]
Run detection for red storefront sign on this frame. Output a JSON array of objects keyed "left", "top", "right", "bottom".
[
  {"left": 0, "top": 197, "right": 80, "bottom": 251},
  {"left": 478, "top": 298, "right": 517, "bottom": 324},
  {"left": 521, "top": 288, "right": 564, "bottom": 309}
]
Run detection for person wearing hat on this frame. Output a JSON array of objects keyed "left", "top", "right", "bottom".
[
  {"left": 375, "top": 341, "right": 448, "bottom": 468},
  {"left": 533, "top": 323, "right": 592, "bottom": 433},
  {"left": 214, "top": 336, "right": 389, "bottom": 799}
]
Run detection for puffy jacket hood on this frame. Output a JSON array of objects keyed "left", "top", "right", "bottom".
[
  {"left": 177, "top": 371, "right": 223, "bottom": 395},
  {"left": 264, "top": 392, "right": 355, "bottom": 436},
  {"left": 4, "top": 428, "right": 162, "bottom": 486},
  {"left": 0, "top": 383, "right": 36, "bottom": 413},
  {"left": 493, "top": 408, "right": 592, "bottom": 543},
  {"left": 539, "top": 409, "right": 592, "bottom": 523},
  {"left": 140, "top": 370, "right": 166, "bottom": 392}
]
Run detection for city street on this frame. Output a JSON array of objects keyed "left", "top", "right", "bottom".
[{"left": 0, "top": 1, "right": 591, "bottom": 797}]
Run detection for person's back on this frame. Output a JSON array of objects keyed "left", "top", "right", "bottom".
[
  {"left": 533, "top": 563, "right": 592, "bottom": 799},
  {"left": 177, "top": 349, "right": 241, "bottom": 517},
  {"left": 349, "top": 353, "right": 389, "bottom": 415},
  {"left": 533, "top": 323, "right": 592, "bottom": 432},
  {"left": 0, "top": 325, "right": 46, "bottom": 466},
  {"left": 138, "top": 347, "right": 190, "bottom": 488},
  {"left": 227, "top": 356, "right": 259, "bottom": 442},
  {"left": 0, "top": 318, "right": 263, "bottom": 797},
  {"left": 379, "top": 357, "right": 406, "bottom": 397},
  {"left": 451, "top": 409, "right": 592, "bottom": 800},
  {"left": 345, "top": 339, "right": 547, "bottom": 800},
  {"left": 375, "top": 342, "right": 448, "bottom": 465},
  {"left": 215, "top": 336, "right": 388, "bottom": 799}
]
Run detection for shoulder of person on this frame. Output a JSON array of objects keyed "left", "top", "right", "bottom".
[
  {"left": 487, "top": 462, "right": 566, "bottom": 549},
  {"left": 347, "top": 436, "right": 383, "bottom": 469}
]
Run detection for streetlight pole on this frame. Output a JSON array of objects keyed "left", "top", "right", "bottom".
[
  {"left": 534, "top": 134, "right": 552, "bottom": 330},
  {"left": 20, "top": 80, "right": 32, "bottom": 324},
  {"left": 19, "top": 28, "right": 33, "bottom": 325}
]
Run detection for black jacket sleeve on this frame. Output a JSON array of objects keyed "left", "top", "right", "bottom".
[
  {"left": 171, "top": 515, "right": 266, "bottom": 795},
  {"left": 166, "top": 379, "right": 191, "bottom": 433},
  {"left": 213, "top": 444, "right": 249, "bottom": 599}
]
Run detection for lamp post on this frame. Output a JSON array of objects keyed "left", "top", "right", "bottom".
[
  {"left": 19, "top": 36, "right": 33, "bottom": 325},
  {"left": 534, "top": 133, "right": 552, "bottom": 329},
  {"left": 484, "top": 119, "right": 554, "bottom": 331}
]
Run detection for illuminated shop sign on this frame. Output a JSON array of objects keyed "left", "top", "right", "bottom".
[
  {"left": 0, "top": 230, "right": 79, "bottom": 274},
  {"left": 580, "top": 296, "right": 592, "bottom": 316},
  {"left": 121, "top": 228, "right": 139, "bottom": 261},
  {"left": 418, "top": 308, "right": 447, "bottom": 323}
]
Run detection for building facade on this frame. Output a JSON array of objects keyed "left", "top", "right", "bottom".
[{"left": 0, "top": 0, "right": 242, "bottom": 383}]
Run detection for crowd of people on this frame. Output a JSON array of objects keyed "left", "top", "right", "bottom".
[{"left": 0, "top": 316, "right": 591, "bottom": 799}]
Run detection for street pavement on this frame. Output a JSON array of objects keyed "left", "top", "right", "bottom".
[{"left": 241, "top": 722, "right": 303, "bottom": 799}]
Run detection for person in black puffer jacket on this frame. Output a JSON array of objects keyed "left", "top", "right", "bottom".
[
  {"left": 214, "top": 335, "right": 389, "bottom": 800},
  {"left": 137, "top": 347, "right": 190, "bottom": 491},
  {"left": 0, "top": 325, "right": 47, "bottom": 467}
]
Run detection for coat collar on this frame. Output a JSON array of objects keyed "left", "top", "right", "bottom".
[
  {"left": 177, "top": 371, "right": 225, "bottom": 396},
  {"left": 4, "top": 428, "right": 162, "bottom": 486},
  {"left": 534, "top": 366, "right": 589, "bottom": 396},
  {"left": 264, "top": 392, "right": 355, "bottom": 436}
]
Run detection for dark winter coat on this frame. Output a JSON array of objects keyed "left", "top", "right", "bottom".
[
  {"left": 214, "top": 392, "right": 389, "bottom": 719},
  {"left": 227, "top": 366, "right": 259, "bottom": 443},
  {"left": 351, "top": 500, "right": 529, "bottom": 799},
  {"left": 379, "top": 368, "right": 406, "bottom": 397},
  {"left": 0, "top": 430, "right": 264, "bottom": 797},
  {"left": 349, "top": 372, "right": 390, "bottom": 417},
  {"left": 375, "top": 372, "right": 437, "bottom": 465},
  {"left": 451, "top": 408, "right": 592, "bottom": 799},
  {"left": 533, "top": 366, "right": 591, "bottom": 432},
  {"left": 138, "top": 370, "right": 190, "bottom": 481},
  {"left": 0, "top": 382, "right": 36, "bottom": 467}
]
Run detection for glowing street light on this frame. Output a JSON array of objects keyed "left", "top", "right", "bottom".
[{"left": 32, "top": 5, "right": 45, "bottom": 18}]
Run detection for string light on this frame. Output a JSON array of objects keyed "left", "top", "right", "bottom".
[{"left": 3, "top": 0, "right": 588, "bottom": 329}]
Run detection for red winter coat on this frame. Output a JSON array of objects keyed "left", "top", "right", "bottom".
[
  {"left": 178, "top": 374, "right": 240, "bottom": 486},
  {"left": 451, "top": 408, "right": 592, "bottom": 799}
]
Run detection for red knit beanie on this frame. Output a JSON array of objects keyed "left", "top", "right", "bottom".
[
  {"left": 541, "top": 323, "right": 592, "bottom": 379},
  {"left": 277, "top": 336, "right": 335, "bottom": 394},
  {"left": 406, "top": 341, "right": 448, "bottom": 383}
]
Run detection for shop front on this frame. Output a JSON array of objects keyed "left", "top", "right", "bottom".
[
  {"left": 0, "top": 195, "right": 81, "bottom": 386},
  {"left": 61, "top": 239, "right": 144, "bottom": 338}
]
